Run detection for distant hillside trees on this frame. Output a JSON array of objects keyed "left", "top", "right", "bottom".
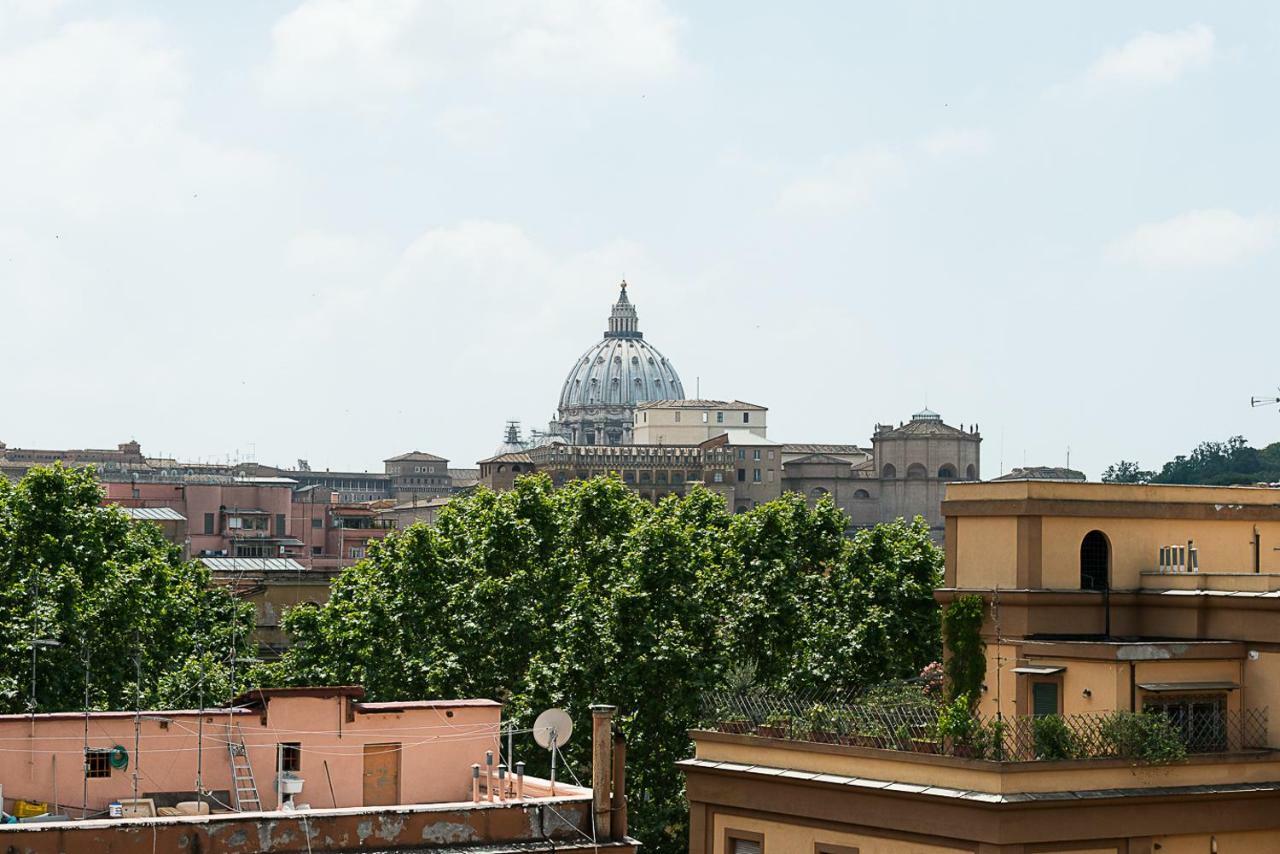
[
  {"left": 0, "top": 465, "right": 254, "bottom": 714},
  {"left": 261, "top": 475, "right": 943, "bottom": 854},
  {"left": 1103, "top": 436, "right": 1280, "bottom": 486}
]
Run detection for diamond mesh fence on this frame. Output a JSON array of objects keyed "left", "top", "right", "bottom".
[{"left": 700, "top": 689, "right": 1268, "bottom": 762}]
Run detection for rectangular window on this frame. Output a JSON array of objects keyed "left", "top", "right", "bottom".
[
  {"left": 713, "top": 472, "right": 724, "bottom": 483},
  {"left": 726, "top": 831, "right": 763, "bottom": 854},
  {"left": 1031, "top": 681, "right": 1060, "bottom": 717},
  {"left": 85, "top": 749, "right": 111, "bottom": 778},
  {"left": 815, "top": 845, "right": 859, "bottom": 854},
  {"left": 717, "top": 412, "right": 725, "bottom": 423},
  {"left": 204, "top": 512, "right": 215, "bottom": 535},
  {"left": 701, "top": 412, "right": 708, "bottom": 423},
  {"left": 311, "top": 517, "right": 322, "bottom": 529},
  {"left": 674, "top": 412, "right": 681, "bottom": 422},
  {"left": 275, "top": 513, "right": 286, "bottom": 537},
  {"left": 742, "top": 412, "right": 750, "bottom": 423},
  {"left": 279, "top": 742, "right": 302, "bottom": 772},
  {"left": 753, "top": 449, "right": 761, "bottom": 461},
  {"left": 768, "top": 450, "right": 774, "bottom": 461},
  {"left": 737, "top": 449, "right": 746, "bottom": 460},
  {"left": 349, "top": 546, "right": 365, "bottom": 559},
  {"left": 311, "top": 546, "right": 322, "bottom": 556},
  {"left": 753, "top": 468, "right": 762, "bottom": 482},
  {"left": 767, "top": 469, "right": 774, "bottom": 482},
  {"left": 737, "top": 469, "right": 746, "bottom": 483}
]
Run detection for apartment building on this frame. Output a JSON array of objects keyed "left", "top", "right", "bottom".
[{"left": 683, "top": 480, "right": 1280, "bottom": 853}]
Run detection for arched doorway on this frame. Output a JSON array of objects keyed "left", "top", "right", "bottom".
[{"left": 1080, "top": 530, "right": 1110, "bottom": 591}]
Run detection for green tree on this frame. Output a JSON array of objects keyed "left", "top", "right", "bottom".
[
  {"left": 0, "top": 464, "right": 254, "bottom": 714},
  {"left": 264, "top": 475, "right": 942, "bottom": 854},
  {"left": 1100, "top": 460, "right": 1154, "bottom": 484}
]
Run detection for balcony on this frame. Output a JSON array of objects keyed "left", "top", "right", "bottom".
[{"left": 700, "top": 689, "right": 1269, "bottom": 763}]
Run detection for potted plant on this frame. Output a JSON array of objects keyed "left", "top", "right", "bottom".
[
  {"left": 757, "top": 712, "right": 793, "bottom": 739},
  {"left": 848, "top": 717, "right": 888, "bottom": 749},
  {"left": 1032, "top": 714, "right": 1078, "bottom": 761},
  {"left": 715, "top": 701, "right": 753, "bottom": 735},
  {"left": 933, "top": 694, "right": 979, "bottom": 757},
  {"left": 803, "top": 703, "right": 838, "bottom": 743}
]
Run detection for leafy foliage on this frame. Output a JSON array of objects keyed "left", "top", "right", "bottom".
[
  {"left": 0, "top": 464, "right": 254, "bottom": 714},
  {"left": 1099, "top": 711, "right": 1188, "bottom": 763},
  {"left": 941, "top": 594, "right": 985, "bottom": 704},
  {"left": 1104, "top": 436, "right": 1280, "bottom": 486},
  {"left": 1100, "top": 460, "right": 1154, "bottom": 484},
  {"left": 262, "top": 475, "right": 942, "bottom": 854}
]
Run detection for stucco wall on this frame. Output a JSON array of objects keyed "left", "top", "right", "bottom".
[
  {"left": 0, "top": 697, "right": 500, "bottom": 816},
  {"left": 712, "top": 811, "right": 968, "bottom": 854},
  {"left": 954, "top": 516, "right": 1018, "bottom": 588}
]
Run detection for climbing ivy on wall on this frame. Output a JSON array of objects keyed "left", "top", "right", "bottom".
[{"left": 942, "top": 594, "right": 986, "bottom": 704}]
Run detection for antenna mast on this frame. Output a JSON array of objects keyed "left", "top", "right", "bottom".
[{"left": 1251, "top": 389, "right": 1280, "bottom": 412}]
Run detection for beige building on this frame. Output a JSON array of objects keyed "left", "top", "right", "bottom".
[
  {"left": 632, "top": 400, "right": 768, "bottom": 445},
  {"left": 684, "top": 479, "right": 1280, "bottom": 853},
  {"left": 782, "top": 408, "right": 982, "bottom": 535}
]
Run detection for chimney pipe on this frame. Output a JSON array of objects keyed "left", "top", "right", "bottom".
[
  {"left": 612, "top": 731, "right": 628, "bottom": 839},
  {"left": 471, "top": 764, "right": 480, "bottom": 803},
  {"left": 590, "top": 704, "right": 616, "bottom": 840}
]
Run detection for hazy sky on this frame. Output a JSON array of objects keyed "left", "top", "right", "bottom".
[{"left": 3, "top": 2, "right": 1279, "bottom": 477}]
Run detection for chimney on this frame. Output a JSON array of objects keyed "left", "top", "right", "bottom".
[{"left": 590, "top": 704, "right": 616, "bottom": 840}]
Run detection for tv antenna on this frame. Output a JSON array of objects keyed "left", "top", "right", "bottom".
[
  {"left": 533, "top": 708, "right": 574, "bottom": 795},
  {"left": 1251, "top": 389, "right": 1280, "bottom": 412}
]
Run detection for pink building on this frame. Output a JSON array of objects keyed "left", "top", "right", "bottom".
[
  {"left": 103, "top": 478, "right": 299, "bottom": 559},
  {"left": 2, "top": 687, "right": 503, "bottom": 815},
  {"left": 0, "top": 689, "right": 636, "bottom": 854}
]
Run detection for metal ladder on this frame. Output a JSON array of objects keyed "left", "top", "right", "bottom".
[{"left": 227, "top": 726, "right": 262, "bottom": 811}]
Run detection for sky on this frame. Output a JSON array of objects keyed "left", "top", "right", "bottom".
[{"left": 2, "top": 1, "right": 1280, "bottom": 477}]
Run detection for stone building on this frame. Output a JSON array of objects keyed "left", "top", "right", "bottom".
[
  {"left": 631, "top": 400, "right": 768, "bottom": 445},
  {"left": 782, "top": 408, "right": 982, "bottom": 536},
  {"left": 550, "top": 281, "right": 686, "bottom": 445}
]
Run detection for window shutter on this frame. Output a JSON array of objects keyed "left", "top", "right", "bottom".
[
  {"left": 1032, "top": 682, "right": 1059, "bottom": 717},
  {"left": 731, "top": 840, "right": 761, "bottom": 854}
]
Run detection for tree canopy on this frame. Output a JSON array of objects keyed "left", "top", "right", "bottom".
[
  {"left": 1103, "top": 436, "right": 1280, "bottom": 486},
  {"left": 0, "top": 464, "right": 254, "bottom": 714},
  {"left": 260, "top": 475, "right": 942, "bottom": 854}
]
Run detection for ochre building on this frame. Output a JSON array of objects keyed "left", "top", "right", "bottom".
[{"left": 683, "top": 480, "right": 1280, "bottom": 853}]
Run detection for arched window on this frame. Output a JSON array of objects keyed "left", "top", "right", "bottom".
[
  {"left": 811, "top": 487, "right": 829, "bottom": 499},
  {"left": 906, "top": 463, "right": 928, "bottom": 479},
  {"left": 938, "top": 464, "right": 956, "bottom": 479},
  {"left": 966, "top": 464, "right": 977, "bottom": 480},
  {"left": 735, "top": 505, "right": 749, "bottom": 514},
  {"left": 497, "top": 464, "right": 506, "bottom": 473},
  {"left": 853, "top": 489, "right": 871, "bottom": 499},
  {"left": 511, "top": 464, "right": 522, "bottom": 473},
  {"left": 1080, "top": 530, "right": 1110, "bottom": 591},
  {"left": 881, "top": 464, "right": 897, "bottom": 479}
]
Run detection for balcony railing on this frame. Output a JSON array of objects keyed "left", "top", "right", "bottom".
[{"left": 700, "top": 690, "right": 1269, "bottom": 763}]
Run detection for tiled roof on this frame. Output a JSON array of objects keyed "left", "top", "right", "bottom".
[
  {"left": 991, "top": 466, "right": 1086, "bottom": 482},
  {"left": 198, "top": 557, "right": 307, "bottom": 573},
  {"left": 783, "top": 453, "right": 857, "bottom": 466},
  {"left": 781, "top": 443, "right": 872, "bottom": 456},
  {"left": 478, "top": 452, "right": 534, "bottom": 465},
  {"left": 385, "top": 451, "right": 448, "bottom": 463}
]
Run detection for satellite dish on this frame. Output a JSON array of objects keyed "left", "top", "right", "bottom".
[{"left": 533, "top": 708, "right": 573, "bottom": 750}]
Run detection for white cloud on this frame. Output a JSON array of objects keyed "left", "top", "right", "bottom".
[
  {"left": 264, "top": 0, "right": 686, "bottom": 108},
  {"left": 778, "top": 128, "right": 991, "bottom": 216},
  {"left": 1111, "top": 209, "right": 1280, "bottom": 269},
  {"left": 1087, "top": 24, "right": 1214, "bottom": 86},
  {"left": 777, "top": 148, "right": 904, "bottom": 216},
  {"left": 0, "top": 17, "right": 275, "bottom": 220},
  {"left": 919, "top": 128, "right": 992, "bottom": 158}
]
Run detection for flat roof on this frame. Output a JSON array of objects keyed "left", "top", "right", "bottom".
[{"left": 945, "top": 479, "right": 1280, "bottom": 508}]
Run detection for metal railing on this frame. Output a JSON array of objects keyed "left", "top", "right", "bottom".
[{"left": 701, "top": 690, "right": 1269, "bottom": 762}]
